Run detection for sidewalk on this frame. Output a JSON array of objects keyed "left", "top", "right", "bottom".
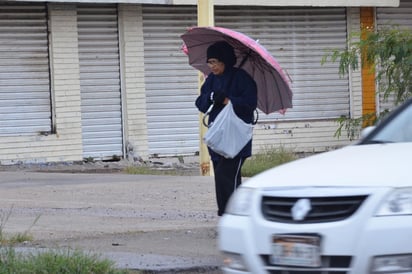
[{"left": 0, "top": 171, "right": 223, "bottom": 273}]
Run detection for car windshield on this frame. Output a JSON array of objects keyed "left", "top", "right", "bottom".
[{"left": 363, "top": 100, "right": 412, "bottom": 144}]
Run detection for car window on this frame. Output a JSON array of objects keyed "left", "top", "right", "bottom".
[{"left": 369, "top": 101, "right": 412, "bottom": 143}]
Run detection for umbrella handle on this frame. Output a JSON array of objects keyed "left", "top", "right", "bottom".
[
  {"left": 252, "top": 109, "right": 259, "bottom": 125},
  {"left": 202, "top": 113, "right": 209, "bottom": 128},
  {"left": 202, "top": 104, "right": 214, "bottom": 128}
]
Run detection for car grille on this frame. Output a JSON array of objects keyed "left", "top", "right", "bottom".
[
  {"left": 261, "top": 255, "right": 352, "bottom": 274},
  {"left": 261, "top": 195, "right": 368, "bottom": 223}
]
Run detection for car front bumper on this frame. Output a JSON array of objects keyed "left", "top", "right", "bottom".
[{"left": 218, "top": 213, "right": 412, "bottom": 274}]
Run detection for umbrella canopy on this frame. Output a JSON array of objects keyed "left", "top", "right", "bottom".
[{"left": 181, "top": 26, "right": 293, "bottom": 115}]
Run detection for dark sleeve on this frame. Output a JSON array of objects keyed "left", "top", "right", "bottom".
[
  {"left": 229, "top": 70, "right": 257, "bottom": 114},
  {"left": 195, "top": 74, "right": 214, "bottom": 113}
]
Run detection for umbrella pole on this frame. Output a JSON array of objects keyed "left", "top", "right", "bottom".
[{"left": 197, "top": 0, "right": 214, "bottom": 176}]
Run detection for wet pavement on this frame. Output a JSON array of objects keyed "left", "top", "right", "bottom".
[{"left": 0, "top": 171, "right": 223, "bottom": 273}]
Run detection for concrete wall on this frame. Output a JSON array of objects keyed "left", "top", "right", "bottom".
[{"left": 118, "top": 4, "right": 149, "bottom": 161}]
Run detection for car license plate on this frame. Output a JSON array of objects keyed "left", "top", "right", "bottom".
[{"left": 270, "top": 235, "right": 321, "bottom": 267}]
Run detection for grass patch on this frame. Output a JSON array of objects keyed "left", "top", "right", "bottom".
[
  {"left": 6, "top": 233, "right": 34, "bottom": 245},
  {"left": 0, "top": 207, "right": 39, "bottom": 246},
  {"left": 124, "top": 165, "right": 181, "bottom": 176},
  {"left": 242, "top": 146, "right": 297, "bottom": 177},
  {"left": 0, "top": 248, "right": 130, "bottom": 274},
  {"left": 125, "top": 148, "right": 296, "bottom": 178},
  {"left": 124, "top": 164, "right": 197, "bottom": 176},
  {"left": 0, "top": 209, "right": 137, "bottom": 274},
  {"left": 0, "top": 208, "right": 12, "bottom": 245}
]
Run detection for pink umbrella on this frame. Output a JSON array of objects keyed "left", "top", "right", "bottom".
[{"left": 181, "top": 26, "right": 292, "bottom": 115}]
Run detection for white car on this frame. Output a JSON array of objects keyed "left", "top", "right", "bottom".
[{"left": 218, "top": 98, "right": 412, "bottom": 274}]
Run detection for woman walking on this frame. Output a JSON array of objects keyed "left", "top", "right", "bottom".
[{"left": 195, "top": 41, "right": 257, "bottom": 216}]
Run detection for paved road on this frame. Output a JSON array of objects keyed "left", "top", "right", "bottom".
[{"left": 0, "top": 171, "right": 223, "bottom": 273}]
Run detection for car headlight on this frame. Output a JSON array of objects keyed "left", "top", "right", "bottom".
[
  {"left": 371, "top": 254, "right": 412, "bottom": 273},
  {"left": 221, "top": 252, "right": 249, "bottom": 271},
  {"left": 225, "top": 187, "right": 255, "bottom": 216},
  {"left": 376, "top": 188, "right": 412, "bottom": 216}
]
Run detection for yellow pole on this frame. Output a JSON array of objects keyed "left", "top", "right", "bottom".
[
  {"left": 360, "top": 7, "right": 376, "bottom": 127},
  {"left": 197, "top": 0, "right": 214, "bottom": 176}
]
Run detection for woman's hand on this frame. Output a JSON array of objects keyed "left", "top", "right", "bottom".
[{"left": 212, "top": 90, "right": 226, "bottom": 105}]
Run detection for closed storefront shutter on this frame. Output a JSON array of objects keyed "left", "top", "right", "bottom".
[
  {"left": 143, "top": 5, "right": 348, "bottom": 156},
  {"left": 143, "top": 5, "right": 198, "bottom": 156},
  {"left": 376, "top": 0, "right": 412, "bottom": 111},
  {"left": 215, "top": 7, "right": 349, "bottom": 121},
  {"left": 377, "top": 0, "right": 412, "bottom": 29},
  {"left": 77, "top": 5, "right": 123, "bottom": 159},
  {"left": 0, "top": 3, "right": 51, "bottom": 136}
]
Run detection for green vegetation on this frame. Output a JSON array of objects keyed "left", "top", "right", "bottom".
[
  {"left": 4, "top": 233, "right": 34, "bottom": 246},
  {"left": 0, "top": 207, "right": 39, "bottom": 246},
  {"left": 322, "top": 26, "right": 412, "bottom": 140},
  {"left": 124, "top": 147, "right": 296, "bottom": 178},
  {"left": 0, "top": 248, "right": 129, "bottom": 274},
  {"left": 1, "top": 209, "right": 132, "bottom": 274},
  {"left": 242, "top": 146, "right": 297, "bottom": 177},
  {"left": 125, "top": 165, "right": 182, "bottom": 176},
  {"left": 125, "top": 147, "right": 297, "bottom": 177},
  {"left": 0, "top": 209, "right": 11, "bottom": 245}
]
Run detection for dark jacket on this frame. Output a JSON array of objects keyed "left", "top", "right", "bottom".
[{"left": 195, "top": 67, "right": 257, "bottom": 161}]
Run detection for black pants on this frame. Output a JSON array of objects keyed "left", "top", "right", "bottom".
[{"left": 212, "top": 156, "right": 245, "bottom": 216}]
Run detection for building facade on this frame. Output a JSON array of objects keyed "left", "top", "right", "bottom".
[{"left": 0, "top": 0, "right": 410, "bottom": 165}]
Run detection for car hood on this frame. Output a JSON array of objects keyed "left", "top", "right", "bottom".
[{"left": 245, "top": 143, "right": 412, "bottom": 189}]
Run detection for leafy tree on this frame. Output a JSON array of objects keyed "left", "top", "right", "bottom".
[{"left": 322, "top": 26, "right": 412, "bottom": 140}]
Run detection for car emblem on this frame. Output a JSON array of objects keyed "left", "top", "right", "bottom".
[{"left": 291, "top": 198, "right": 311, "bottom": 221}]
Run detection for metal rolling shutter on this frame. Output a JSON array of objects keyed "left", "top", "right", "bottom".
[
  {"left": 77, "top": 5, "right": 123, "bottom": 159},
  {"left": 143, "top": 5, "right": 348, "bottom": 156},
  {"left": 376, "top": 0, "right": 412, "bottom": 111},
  {"left": 215, "top": 7, "right": 349, "bottom": 121},
  {"left": 143, "top": 5, "right": 198, "bottom": 156},
  {"left": 0, "top": 3, "right": 51, "bottom": 136},
  {"left": 377, "top": 0, "right": 412, "bottom": 29}
]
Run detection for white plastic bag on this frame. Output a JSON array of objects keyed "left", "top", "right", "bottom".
[{"left": 203, "top": 101, "right": 253, "bottom": 159}]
